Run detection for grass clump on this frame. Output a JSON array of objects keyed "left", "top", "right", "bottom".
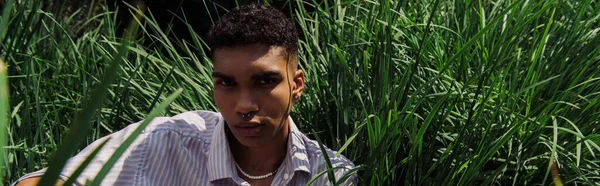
[{"left": 2, "top": 0, "right": 600, "bottom": 185}]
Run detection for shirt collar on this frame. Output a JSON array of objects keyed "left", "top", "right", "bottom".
[
  {"left": 284, "top": 117, "right": 311, "bottom": 175},
  {"left": 207, "top": 115, "right": 311, "bottom": 182},
  {"left": 207, "top": 115, "right": 237, "bottom": 182}
]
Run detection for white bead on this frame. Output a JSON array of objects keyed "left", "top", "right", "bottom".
[
  {"left": 236, "top": 163, "right": 277, "bottom": 180},
  {"left": 283, "top": 173, "right": 290, "bottom": 180}
]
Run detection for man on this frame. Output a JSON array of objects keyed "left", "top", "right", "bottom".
[{"left": 15, "top": 3, "right": 356, "bottom": 186}]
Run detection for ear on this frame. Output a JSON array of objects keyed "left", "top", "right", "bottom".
[{"left": 292, "top": 69, "right": 305, "bottom": 102}]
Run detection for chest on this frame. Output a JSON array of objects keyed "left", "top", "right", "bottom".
[{"left": 123, "top": 135, "right": 305, "bottom": 186}]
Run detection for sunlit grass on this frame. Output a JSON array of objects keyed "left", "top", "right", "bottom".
[
  {"left": 294, "top": 0, "right": 600, "bottom": 184},
  {"left": 1, "top": 0, "right": 599, "bottom": 185}
]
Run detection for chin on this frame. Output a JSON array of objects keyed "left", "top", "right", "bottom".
[{"left": 233, "top": 135, "right": 270, "bottom": 148}]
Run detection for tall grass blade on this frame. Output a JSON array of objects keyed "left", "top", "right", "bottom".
[
  {"left": 310, "top": 129, "right": 336, "bottom": 185},
  {"left": 62, "top": 137, "right": 111, "bottom": 186},
  {"left": 36, "top": 4, "right": 145, "bottom": 186},
  {"left": 90, "top": 88, "right": 182, "bottom": 185},
  {"left": 0, "top": 0, "right": 14, "bottom": 41},
  {"left": 0, "top": 60, "right": 9, "bottom": 186}
]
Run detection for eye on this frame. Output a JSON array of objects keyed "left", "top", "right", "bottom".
[
  {"left": 258, "top": 78, "right": 278, "bottom": 85},
  {"left": 216, "top": 79, "right": 236, "bottom": 86}
]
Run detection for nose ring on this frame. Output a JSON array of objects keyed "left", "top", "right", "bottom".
[{"left": 241, "top": 113, "right": 252, "bottom": 119}]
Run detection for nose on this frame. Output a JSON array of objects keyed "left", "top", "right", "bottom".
[{"left": 234, "top": 89, "right": 259, "bottom": 116}]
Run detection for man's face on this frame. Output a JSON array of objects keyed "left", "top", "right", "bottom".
[{"left": 212, "top": 44, "right": 304, "bottom": 147}]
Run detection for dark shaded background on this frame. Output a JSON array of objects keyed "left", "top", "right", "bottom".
[
  {"left": 107, "top": 0, "right": 293, "bottom": 43},
  {"left": 41, "top": 0, "right": 310, "bottom": 46},
  {"left": 23, "top": 0, "right": 321, "bottom": 56}
]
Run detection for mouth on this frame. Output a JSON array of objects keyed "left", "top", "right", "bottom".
[{"left": 234, "top": 121, "right": 264, "bottom": 137}]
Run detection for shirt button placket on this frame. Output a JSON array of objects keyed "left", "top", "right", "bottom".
[{"left": 283, "top": 173, "right": 289, "bottom": 180}]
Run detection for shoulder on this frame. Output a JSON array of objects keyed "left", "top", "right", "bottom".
[
  {"left": 139, "top": 110, "right": 222, "bottom": 142},
  {"left": 301, "top": 135, "right": 357, "bottom": 185}
]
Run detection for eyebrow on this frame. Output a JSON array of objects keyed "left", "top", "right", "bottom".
[
  {"left": 212, "top": 71, "right": 282, "bottom": 81},
  {"left": 212, "top": 72, "right": 234, "bottom": 80},
  {"left": 250, "top": 71, "right": 282, "bottom": 81}
]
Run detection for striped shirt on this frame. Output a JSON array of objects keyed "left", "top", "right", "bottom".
[{"left": 16, "top": 110, "right": 357, "bottom": 185}]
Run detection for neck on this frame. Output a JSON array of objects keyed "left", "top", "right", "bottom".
[{"left": 227, "top": 122, "right": 289, "bottom": 176}]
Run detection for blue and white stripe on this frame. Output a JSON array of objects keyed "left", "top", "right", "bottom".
[{"left": 16, "top": 110, "right": 357, "bottom": 185}]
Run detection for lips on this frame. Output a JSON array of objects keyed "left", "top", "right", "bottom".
[{"left": 234, "top": 121, "right": 264, "bottom": 137}]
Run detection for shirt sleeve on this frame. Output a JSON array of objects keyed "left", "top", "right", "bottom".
[
  {"left": 333, "top": 160, "right": 358, "bottom": 186},
  {"left": 309, "top": 152, "right": 358, "bottom": 186},
  {"left": 13, "top": 121, "right": 148, "bottom": 186},
  {"left": 335, "top": 169, "right": 358, "bottom": 186}
]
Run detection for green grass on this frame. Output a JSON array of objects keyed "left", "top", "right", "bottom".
[{"left": 1, "top": 0, "right": 600, "bottom": 185}]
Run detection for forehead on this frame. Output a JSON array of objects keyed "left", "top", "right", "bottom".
[{"left": 212, "top": 45, "right": 288, "bottom": 75}]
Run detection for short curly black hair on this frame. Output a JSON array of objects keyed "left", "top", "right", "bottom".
[{"left": 207, "top": 3, "right": 299, "bottom": 57}]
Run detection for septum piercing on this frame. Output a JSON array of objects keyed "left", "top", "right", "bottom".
[{"left": 241, "top": 113, "right": 251, "bottom": 118}]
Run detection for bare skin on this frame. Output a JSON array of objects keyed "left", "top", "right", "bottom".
[{"left": 15, "top": 177, "right": 64, "bottom": 186}]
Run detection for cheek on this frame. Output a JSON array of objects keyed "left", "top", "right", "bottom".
[
  {"left": 261, "top": 84, "right": 292, "bottom": 111},
  {"left": 213, "top": 89, "right": 232, "bottom": 109}
]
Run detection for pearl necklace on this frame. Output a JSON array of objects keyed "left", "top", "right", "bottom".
[{"left": 235, "top": 164, "right": 277, "bottom": 180}]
